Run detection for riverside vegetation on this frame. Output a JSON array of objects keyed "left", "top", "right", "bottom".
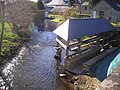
[
  {"left": 0, "top": 23, "right": 20, "bottom": 56},
  {"left": 0, "top": 0, "right": 42, "bottom": 60}
]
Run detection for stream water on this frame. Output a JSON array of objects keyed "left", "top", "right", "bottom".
[{"left": 0, "top": 28, "right": 67, "bottom": 90}]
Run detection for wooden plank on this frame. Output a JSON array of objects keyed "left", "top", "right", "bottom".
[
  {"left": 82, "top": 37, "right": 101, "bottom": 44},
  {"left": 70, "top": 47, "right": 78, "bottom": 51}
]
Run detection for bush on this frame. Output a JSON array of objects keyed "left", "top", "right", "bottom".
[
  {"left": 1, "top": 31, "right": 20, "bottom": 56},
  {"left": 61, "top": 6, "right": 80, "bottom": 19}
]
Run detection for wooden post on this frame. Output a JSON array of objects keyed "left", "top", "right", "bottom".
[
  {"left": 97, "top": 34, "right": 100, "bottom": 46},
  {"left": 66, "top": 40, "right": 69, "bottom": 56},
  {"left": 102, "top": 33, "right": 105, "bottom": 49},
  {"left": 106, "top": 32, "right": 110, "bottom": 49},
  {"left": 54, "top": 36, "right": 62, "bottom": 60},
  {"left": 56, "top": 36, "right": 60, "bottom": 47},
  {"left": 77, "top": 38, "right": 81, "bottom": 54},
  {"left": 0, "top": 0, "right": 5, "bottom": 57}
]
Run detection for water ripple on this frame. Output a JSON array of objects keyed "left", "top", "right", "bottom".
[{"left": 0, "top": 31, "right": 66, "bottom": 90}]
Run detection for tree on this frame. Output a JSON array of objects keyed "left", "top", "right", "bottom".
[
  {"left": 61, "top": 6, "right": 80, "bottom": 19},
  {"left": 68, "top": 0, "right": 75, "bottom": 7},
  {"left": 90, "top": 0, "right": 100, "bottom": 7},
  {"left": 0, "top": 0, "right": 34, "bottom": 56},
  {"left": 5, "top": 0, "right": 33, "bottom": 38},
  {"left": 37, "top": 0, "right": 45, "bottom": 10},
  {"left": 0, "top": 0, "right": 5, "bottom": 57}
]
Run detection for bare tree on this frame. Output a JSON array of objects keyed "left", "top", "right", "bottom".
[
  {"left": 0, "top": 0, "right": 5, "bottom": 57},
  {"left": 0, "top": 0, "right": 34, "bottom": 56},
  {"left": 5, "top": 0, "right": 33, "bottom": 38}
]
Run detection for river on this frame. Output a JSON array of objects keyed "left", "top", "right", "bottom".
[{"left": 0, "top": 28, "right": 68, "bottom": 90}]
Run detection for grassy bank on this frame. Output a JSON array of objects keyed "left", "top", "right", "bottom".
[
  {"left": 111, "top": 22, "right": 120, "bottom": 28},
  {"left": 48, "top": 14, "right": 65, "bottom": 24},
  {"left": 0, "top": 23, "right": 20, "bottom": 57}
]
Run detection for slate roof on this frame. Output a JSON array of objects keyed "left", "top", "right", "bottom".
[
  {"left": 75, "top": 0, "right": 81, "bottom": 4},
  {"left": 82, "top": 1, "right": 89, "bottom": 6},
  {"left": 46, "top": 0, "right": 68, "bottom": 6},
  {"left": 53, "top": 18, "right": 115, "bottom": 41},
  {"left": 105, "top": 0, "right": 120, "bottom": 11},
  {"left": 92, "top": 0, "right": 120, "bottom": 11}
]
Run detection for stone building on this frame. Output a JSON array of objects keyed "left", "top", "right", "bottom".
[
  {"left": 91, "top": 0, "right": 120, "bottom": 22},
  {"left": 81, "top": 1, "right": 90, "bottom": 14}
]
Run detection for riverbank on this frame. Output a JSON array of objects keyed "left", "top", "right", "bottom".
[
  {"left": 62, "top": 70, "right": 100, "bottom": 90},
  {"left": 0, "top": 41, "right": 29, "bottom": 66}
]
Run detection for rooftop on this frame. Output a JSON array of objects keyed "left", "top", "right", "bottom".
[
  {"left": 92, "top": 0, "right": 120, "bottom": 11},
  {"left": 53, "top": 18, "right": 115, "bottom": 41}
]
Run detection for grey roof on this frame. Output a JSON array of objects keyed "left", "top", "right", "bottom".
[
  {"left": 53, "top": 18, "right": 115, "bottom": 41},
  {"left": 105, "top": 0, "right": 120, "bottom": 11},
  {"left": 92, "top": 0, "right": 120, "bottom": 11},
  {"left": 46, "top": 0, "right": 68, "bottom": 6},
  {"left": 75, "top": 0, "right": 81, "bottom": 4},
  {"left": 82, "top": 1, "right": 89, "bottom": 6}
]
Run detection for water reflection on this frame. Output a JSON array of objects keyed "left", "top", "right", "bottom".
[{"left": 0, "top": 30, "right": 67, "bottom": 90}]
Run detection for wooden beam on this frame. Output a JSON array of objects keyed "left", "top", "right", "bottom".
[
  {"left": 78, "top": 38, "right": 81, "bottom": 54},
  {"left": 56, "top": 38, "right": 67, "bottom": 50},
  {"left": 66, "top": 40, "right": 69, "bottom": 56}
]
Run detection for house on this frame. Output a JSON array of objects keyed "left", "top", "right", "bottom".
[
  {"left": 45, "top": 0, "right": 68, "bottom": 13},
  {"left": 91, "top": 0, "right": 120, "bottom": 22},
  {"left": 74, "top": 0, "right": 91, "bottom": 14},
  {"left": 46, "top": 0, "right": 68, "bottom": 6},
  {"left": 81, "top": 1, "right": 91, "bottom": 14}
]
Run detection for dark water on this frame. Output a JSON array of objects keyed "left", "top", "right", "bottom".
[
  {"left": 92, "top": 48, "right": 120, "bottom": 82},
  {"left": 0, "top": 28, "right": 66, "bottom": 90}
]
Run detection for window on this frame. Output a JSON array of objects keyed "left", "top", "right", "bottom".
[
  {"left": 99, "top": 11, "right": 104, "bottom": 17},
  {"left": 85, "top": 6, "right": 87, "bottom": 10}
]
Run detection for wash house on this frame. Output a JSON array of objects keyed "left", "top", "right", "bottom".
[{"left": 53, "top": 18, "right": 116, "bottom": 68}]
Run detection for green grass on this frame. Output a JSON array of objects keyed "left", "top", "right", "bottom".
[
  {"left": 81, "top": 36, "right": 89, "bottom": 40},
  {"left": 48, "top": 14, "right": 65, "bottom": 24},
  {"left": 111, "top": 22, "right": 120, "bottom": 28},
  {"left": 0, "top": 22, "right": 12, "bottom": 30},
  {"left": 52, "top": 15, "right": 65, "bottom": 24},
  {"left": 0, "top": 22, "right": 20, "bottom": 56}
]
